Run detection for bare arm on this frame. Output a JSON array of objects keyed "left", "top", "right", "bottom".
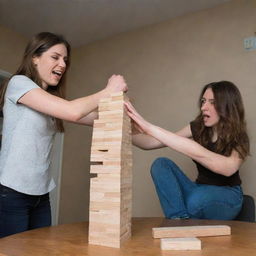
[
  {"left": 132, "top": 125, "right": 192, "bottom": 150},
  {"left": 132, "top": 133, "right": 165, "bottom": 150},
  {"left": 148, "top": 125, "right": 242, "bottom": 176},
  {"left": 76, "top": 110, "right": 98, "bottom": 126},
  {"left": 125, "top": 101, "right": 242, "bottom": 176},
  {"left": 18, "top": 75, "right": 127, "bottom": 123}
]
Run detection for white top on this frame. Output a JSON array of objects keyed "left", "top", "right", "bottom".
[{"left": 0, "top": 75, "right": 56, "bottom": 195}]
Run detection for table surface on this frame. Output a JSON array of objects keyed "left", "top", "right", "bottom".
[{"left": 0, "top": 217, "right": 255, "bottom": 256}]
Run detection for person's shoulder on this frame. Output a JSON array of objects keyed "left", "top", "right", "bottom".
[
  {"left": 6, "top": 75, "right": 39, "bottom": 103},
  {"left": 8, "top": 75, "right": 39, "bottom": 89},
  {"left": 9, "top": 75, "right": 33, "bottom": 84}
]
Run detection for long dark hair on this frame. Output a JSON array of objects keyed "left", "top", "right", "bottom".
[
  {"left": 0, "top": 32, "right": 71, "bottom": 132},
  {"left": 192, "top": 81, "right": 250, "bottom": 160}
]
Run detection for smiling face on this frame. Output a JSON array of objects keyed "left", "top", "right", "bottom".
[
  {"left": 33, "top": 43, "right": 68, "bottom": 89},
  {"left": 201, "top": 88, "right": 220, "bottom": 128}
]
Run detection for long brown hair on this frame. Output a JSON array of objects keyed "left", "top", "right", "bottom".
[
  {"left": 0, "top": 32, "right": 71, "bottom": 132},
  {"left": 192, "top": 81, "right": 250, "bottom": 160}
]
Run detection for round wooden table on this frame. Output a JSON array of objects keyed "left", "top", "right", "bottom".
[{"left": 0, "top": 218, "right": 255, "bottom": 255}]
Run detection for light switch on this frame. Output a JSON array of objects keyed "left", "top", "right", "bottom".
[{"left": 244, "top": 37, "right": 256, "bottom": 51}]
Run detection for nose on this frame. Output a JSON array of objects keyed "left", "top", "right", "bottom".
[
  {"left": 201, "top": 101, "right": 209, "bottom": 111},
  {"left": 59, "top": 58, "right": 66, "bottom": 69}
]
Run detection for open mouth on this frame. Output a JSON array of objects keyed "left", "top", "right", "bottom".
[
  {"left": 203, "top": 114, "right": 210, "bottom": 121},
  {"left": 52, "top": 70, "right": 62, "bottom": 77}
]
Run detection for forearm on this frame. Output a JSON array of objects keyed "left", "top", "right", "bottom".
[
  {"left": 148, "top": 125, "right": 241, "bottom": 176},
  {"left": 75, "top": 110, "right": 98, "bottom": 126},
  {"left": 132, "top": 133, "right": 165, "bottom": 150},
  {"left": 69, "top": 89, "right": 108, "bottom": 121},
  {"left": 19, "top": 87, "right": 109, "bottom": 123}
]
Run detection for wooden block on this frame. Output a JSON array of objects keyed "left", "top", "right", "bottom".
[
  {"left": 90, "top": 144, "right": 121, "bottom": 151},
  {"left": 99, "top": 109, "right": 124, "bottom": 116},
  {"left": 99, "top": 97, "right": 111, "bottom": 103},
  {"left": 92, "top": 137, "right": 122, "bottom": 143},
  {"left": 98, "top": 101, "right": 123, "bottom": 112},
  {"left": 98, "top": 114, "right": 124, "bottom": 121},
  {"left": 90, "top": 165, "right": 121, "bottom": 174},
  {"left": 90, "top": 201, "right": 120, "bottom": 211},
  {"left": 90, "top": 182, "right": 120, "bottom": 192},
  {"left": 89, "top": 212, "right": 120, "bottom": 225},
  {"left": 89, "top": 191, "right": 105, "bottom": 200},
  {"left": 104, "top": 130, "right": 123, "bottom": 136},
  {"left": 111, "top": 95, "right": 125, "bottom": 101},
  {"left": 93, "top": 119, "right": 123, "bottom": 128},
  {"left": 105, "top": 192, "right": 121, "bottom": 197},
  {"left": 110, "top": 91, "right": 125, "bottom": 97},
  {"left": 90, "top": 152, "right": 121, "bottom": 162},
  {"left": 152, "top": 225, "right": 231, "bottom": 238},
  {"left": 103, "top": 160, "right": 121, "bottom": 165},
  {"left": 161, "top": 238, "right": 201, "bottom": 250}
]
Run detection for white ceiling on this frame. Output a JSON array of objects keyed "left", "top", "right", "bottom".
[{"left": 0, "top": 0, "right": 231, "bottom": 48}]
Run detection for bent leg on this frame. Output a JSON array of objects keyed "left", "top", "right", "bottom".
[
  {"left": 186, "top": 185, "right": 243, "bottom": 220},
  {"left": 150, "top": 157, "right": 196, "bottom": 219}
]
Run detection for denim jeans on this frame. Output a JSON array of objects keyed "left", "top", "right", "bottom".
[
  {"left": 150, "top": 157, "right": 243, "bottom": 220},
  {"left": 0, "top": 184, "right": 51, "bottom": 238}
]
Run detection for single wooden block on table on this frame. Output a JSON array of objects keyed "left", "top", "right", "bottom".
[
  {"left": 161, "top": 237, "right": 202, "bottom": 250},
  {"left": 152, "top": 225, "right": 231, "bottom": 238}
]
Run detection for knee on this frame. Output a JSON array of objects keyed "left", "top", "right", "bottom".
[{"left": 150, "top": 157, "right": 174, "bottom": 177}]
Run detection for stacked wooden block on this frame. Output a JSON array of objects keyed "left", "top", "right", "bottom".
[
  {"left": 88, "top": 92, "right": 132, "bottom": 248},
  {"left": 152, "top": 225, "right": 231, "bottom": 250}
]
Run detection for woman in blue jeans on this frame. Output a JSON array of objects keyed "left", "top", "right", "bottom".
[{"left": 126, "top": 81, "right": 250, "bottom": 220}]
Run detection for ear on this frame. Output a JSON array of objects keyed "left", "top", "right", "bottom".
[{"left": 32, "top": 56, "right": 39, "bottom": 66}]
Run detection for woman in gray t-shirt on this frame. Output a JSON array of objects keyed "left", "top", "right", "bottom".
[{"left": 0, "top": 32, "right": 128, "bottom": 238}]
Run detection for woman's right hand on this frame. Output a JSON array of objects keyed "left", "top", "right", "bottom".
[
  {"left": 105, "top": 74, "right": 128, "bottom": 94},
  {"left": 125, "top": 101, "right": 153, "bottom": 135}
]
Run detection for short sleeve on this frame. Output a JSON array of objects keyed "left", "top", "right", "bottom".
[{"left": 6, "top": 75, "right": 39, "bottom": 104}]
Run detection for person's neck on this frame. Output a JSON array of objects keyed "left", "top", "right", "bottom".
[
  {"left": 41, "top": 81, "right": 48, "bottom": 90},
  {"left": 212, "top": 127, "right": 218, "bottom": 143}
]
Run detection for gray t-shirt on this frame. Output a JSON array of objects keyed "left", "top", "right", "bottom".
[{"left": 0, "top": 75, "right": 56, "bottom": 195}]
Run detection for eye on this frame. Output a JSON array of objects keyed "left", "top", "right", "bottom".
[
  {"left": 200, "top": 98, "right": 206, "bottom": 105},
  {"left": 52, "top": 56, "right": 58, "bottom": 60}
]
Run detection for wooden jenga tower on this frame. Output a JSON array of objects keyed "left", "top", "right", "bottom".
[{"left": 88, "top": 92, "right": 132, "bottom": 248}]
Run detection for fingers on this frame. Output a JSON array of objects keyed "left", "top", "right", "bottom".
[
  {"left": 124, "top": 101, "right": 141, "bottom": 120},
  {"left": 125, "top": 102, "right": 144, "bottom": 127},
  {"left": 106, "top": 74, "right": 128, "bottom": 93},
  {"left": 124, "top": 101, "right": 136, "bottom": 113}
]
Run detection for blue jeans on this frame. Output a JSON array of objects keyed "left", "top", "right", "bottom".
[
  {"left": 150, "top": 157, "right": 243, "bottom": 220},
  {"left": 0, "top": 184, "right": 51, "bottom": 238}
]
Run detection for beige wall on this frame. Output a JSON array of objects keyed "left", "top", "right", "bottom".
[
  {"left": 59, "top": 0, "right": 256, "bottom": 223},
  {"left": 0, "top": 25, "right": 27, "bottom": 74}
]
